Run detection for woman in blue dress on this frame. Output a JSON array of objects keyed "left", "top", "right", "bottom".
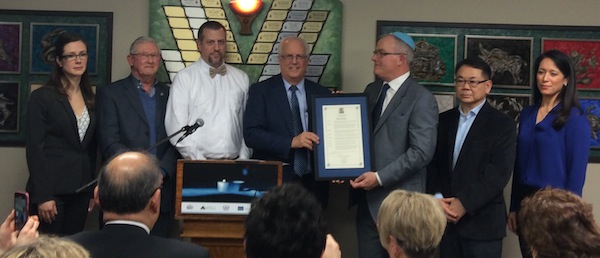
[{"left": 507, "top": 50, "right": 591, "bottom": 258}]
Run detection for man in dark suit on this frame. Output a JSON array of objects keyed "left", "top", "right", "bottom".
[
  {"left": 244, "top": 37, "right": 331, "bottom": 206},
  {"left": 350, "top": 32, "right": 438, "bottom": 258},
  {"left": 69, "top": 151, "right": 209, "bottom": 258},
  {"left": 427, "top": 58, "right": 516, "bottom": 258},
  {"left": 96, "top": 36, "right": 178, "bottom": 237}
]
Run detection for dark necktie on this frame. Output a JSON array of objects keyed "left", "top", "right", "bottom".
[
  {"left": 372, "top": 83, "right": 390, "bottom": 127},
  {"left": 290, "top": 85, "right": 308, "bottom": 177},
  {"left": 209, "top": 65, "right": 227, "bottom": 78}
]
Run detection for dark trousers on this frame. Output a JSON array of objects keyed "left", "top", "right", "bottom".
[
  {"left": 282, "top": 165, "right": 329, "bottom": 209},
  {"left": 356, "top": 199, "right": 388, "bottom": 258},
  {"left": 32, "top": 193, "right": 89, "bottom": 236},
  {"left": 439, "top": 225, "right": 502, "bottom": 258}
]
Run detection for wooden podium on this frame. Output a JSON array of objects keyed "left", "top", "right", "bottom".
[{"left": 175, "top": 160, "right": 282, "bottom": 258}]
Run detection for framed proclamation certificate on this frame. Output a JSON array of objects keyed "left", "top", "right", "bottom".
[{"left": 312, "top": 94, "right": 372, "bottom": 180}]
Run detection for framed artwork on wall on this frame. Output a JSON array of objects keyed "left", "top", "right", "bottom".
[
  {"left": 486, "top": 92, "right": 531, "bottom": 123},
  {"left": 0, "top": 10, "right": 112, "bottom": 146},
  {"left": 542, "top": 38, "right": 600, "bottom": 90},
  {"left": 0, "top": 22, "right": 22, "bottom": 74},
  {"left": 409, "top": 33, "right": 457, "bottom": 86},
  {"left": 0, "top": 81, "right": 20, "bottom": 133},
  {"left": 433, "top": 92, "right": 456, "bottom": 113},
  {"left": 579, "top": 97, "right": 600, "bottom": 149},
  {"left": 29, "top": 23, "right": 100, "bottom": 75},
  {"left": 465, "top": 35, "right": 533, "bottom": 88}
]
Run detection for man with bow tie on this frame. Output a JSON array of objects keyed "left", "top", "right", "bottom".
[
  {"left": 97, "top": 36, "right": 178, "bottom": 237},
  {"left": 165, "top": 21, "right": 251, "bottom": 160}
]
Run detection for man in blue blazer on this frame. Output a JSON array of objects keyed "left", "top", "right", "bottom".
[
  {"left": 69, "top": 151, "right": 209, "bottom": 258},
  {"left": 96, "top": 37, "right": 178, "bottom": 237},
  {"left": 350, "top": 32, "right": 438, "bottom": 258},
  {"left": 427, "top": 58, "right": 516, "bottom": 258},
  {"left": 244, "top": 37, "right": 331, "bottom": 206}
]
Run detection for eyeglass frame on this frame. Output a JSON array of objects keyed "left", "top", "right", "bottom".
[
  {"left": 454, "top": 78, "right": 490, "bottom": 87},
  {"left": 130, "top": 53, "right": 161, "bottom": 60},
  {"left": 279, "top": 54, "right": 309, "bottom": 62},
  {"left": 372, "top": 49, "right": 407, "bottom": 58},
  {"left": 60, "top": 52, "right": 88, "bottom": 61}
]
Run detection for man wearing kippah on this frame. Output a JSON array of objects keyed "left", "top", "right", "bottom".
[{"left": 349, "top": 32, "right": 438, "bottom": 258}]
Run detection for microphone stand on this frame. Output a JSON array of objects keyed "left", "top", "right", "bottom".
[{"left": 75, "top": 125, "right": 190, "bottom": 193}]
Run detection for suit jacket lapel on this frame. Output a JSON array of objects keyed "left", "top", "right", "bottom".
[
  {"left": 80, "top": 108, "right": 96, "bottom": 148},
  {"left": 155, "top": 84, "right": 169, "bottom": 132},
  {"left": 123, "top": 76, "right": 150, "bottom": 128},
  {"left": 453, "top": 103, "right": 491, "bottom": 172},
  {"left": 273, "top": 76, "right": 295, "bottom": 135},
  {"left": 374, "top": 78, "right": 412, "bottom": 132},
  {"left": 57, "top": 94, "right": 81, "bottom": 148},
  {"left": 448, "top": 108, "right": 460, "bottom": 173}
]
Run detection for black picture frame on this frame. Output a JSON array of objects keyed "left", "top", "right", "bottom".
[
  {"left": 0, "top": 10, "right": 113, "bottom": 146},
  {"left": 312, "top": 94, "right": 372, "bottom": 180}
]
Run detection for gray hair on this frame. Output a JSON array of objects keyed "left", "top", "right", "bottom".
[{"left": 129, "top": 36, "right": 157, "bottom": 55}]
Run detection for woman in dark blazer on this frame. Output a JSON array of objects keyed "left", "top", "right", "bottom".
[{"left": 26, "top": 32, "right": 96, "bottom": 235}]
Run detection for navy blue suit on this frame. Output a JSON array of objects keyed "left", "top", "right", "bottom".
[
  {"left": 69, "top": 223, "right": 209, "bottom": 258},
  {"left": 243, "top": 74, "right": 331, "bottom": 205},
  {"left": 96, "top": 75, "right": 178, "bottom": 236}
]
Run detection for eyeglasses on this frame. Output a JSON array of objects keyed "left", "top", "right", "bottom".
[
  {"left": 131, "top": 53, "right": 160, "bottom": 60},
  {"left": 372, "top": 50, "right": 406, "bottom": 58},
  {"left": 61, "top": 52, "right": 88, "bottom": 61},
  {"left": 454, "top": 79, "right": 490, "bottom": 87},
  {"left": 279, "top": 54, "right": 308, "bottom": 61}
]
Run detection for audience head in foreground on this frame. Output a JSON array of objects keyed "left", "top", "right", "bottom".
[
  {"left": 96, "top": 151, "right": 163, "bottom": 226},
  {"left": 245, "top": 184, "right": 329, "bottom": 258},
  {"left": 69, "top": 151, "right": 209, "bottom": 258},
  {"left": 377, "top": 190, "right": 446, "bottom": 258},
  {"left": 518, "top": 188, "right": 600, "bottom": 258},
  {"left": 0, "top": 236, "right": 89, "bottom": 258}
]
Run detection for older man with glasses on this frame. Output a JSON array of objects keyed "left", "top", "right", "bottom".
[
  {"left": 244, "top": 36, "right": 332, "bottom": 207},
  {"left": 96, "top": 36, "right": 178, "bottom": 237}
]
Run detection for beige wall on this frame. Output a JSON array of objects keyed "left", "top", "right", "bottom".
[{"left": 2, "top": 1, "right": 600, "bottom": 258}]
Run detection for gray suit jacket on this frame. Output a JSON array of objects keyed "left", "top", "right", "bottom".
[{"left": 361, "top": 77, "right": 438, "bottom": 219}]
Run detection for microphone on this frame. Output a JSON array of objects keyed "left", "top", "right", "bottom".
[
  {"left": 76, "top": 118, "right": 204, "bottom": 194},
  {"left": 177, "top": 118, "right": 204, "bottom": 143}
]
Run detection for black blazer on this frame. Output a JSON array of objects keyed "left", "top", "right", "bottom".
[
  {"left": 26, "top": 86, "right": 97, "bottom": 204},
  {"left": 96, "top": 75, "right": 178, "bottom": 209},
  {"left": 243, "top": 74, "right": 331, "bottom": 175},
  {"left": 427, "top": 102, "right": 516, "bottom": 240},
  {"left": 69, "top": 223, "right": 209, "bottom": 258}
]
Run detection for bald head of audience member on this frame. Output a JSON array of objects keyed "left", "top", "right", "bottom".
[
  {"left": 377, "top": 190, "right": 446, "bottom": 258},
  {"left": 96, "top": 151, "right": 163, "bottom": 229},
  {"left": 518, "top": 188, "right": 600, "bottom": 258}
]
